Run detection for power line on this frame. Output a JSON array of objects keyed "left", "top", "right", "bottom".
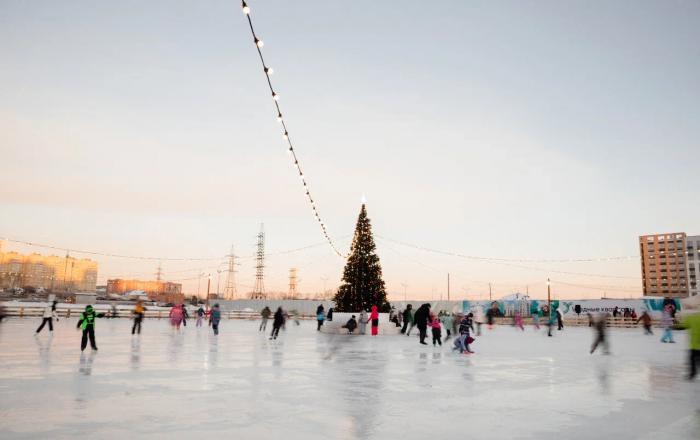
[{"left": 240, "top": 1, "right": 345, "bottom": 258}]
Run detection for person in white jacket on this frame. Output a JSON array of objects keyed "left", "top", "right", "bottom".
[{"left": 36, "top": 301, "right": 58, "bottom": 333}]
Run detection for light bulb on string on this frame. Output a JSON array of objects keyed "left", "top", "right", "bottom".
[
  {"left": 264, "top": 66, "right": 273, "bottom": 75},
  {"left": 255, "top": 38, "right": 264, "bottom": 48},
  {"left": 287, "top": 147, "right": 293, "bottom": 154},
  {"left": 272, "top": 92, "right": 279, "bottom": 101},
  {"left": 277, "top": 113, "right": 283, "bottom": 122},
  {"left": 242, "top": 1, "right": 250, "bottom": 14},
  {"left": 283, "top": 131, "right": 288, "bottom": 140}
]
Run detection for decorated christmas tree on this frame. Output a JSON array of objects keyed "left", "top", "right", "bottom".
[{"left": 334, "top": 204, "right": 391, "bottom": 312}]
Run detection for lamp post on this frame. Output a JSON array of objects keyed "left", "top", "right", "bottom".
[
  {"left": 206, "top": 274, "right": 211, "bottom": 306},
  {"left": 216, "top": 269, "right": 222, "bottom": 298},
  {"left": 547, "top": 278, "right": 551, "bottom": 316}
]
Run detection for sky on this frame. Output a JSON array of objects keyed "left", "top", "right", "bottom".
[{"left": 1, "top": 0, "right": 699, "bottom": 300}]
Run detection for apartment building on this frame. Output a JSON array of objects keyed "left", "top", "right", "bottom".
[{"left": 639, "top": 232, "right": 699, "bottom": 298}]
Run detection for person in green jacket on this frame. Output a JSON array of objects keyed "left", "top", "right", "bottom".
[
  {"left": 76, "top": 305, "right": 105, "bottom": 351},
  {"left": 678, "top": 311, "right": 700, "bottom": 380}
]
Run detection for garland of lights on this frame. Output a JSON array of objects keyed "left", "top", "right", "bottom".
[{"left": 240, "top": 1, "right": 345, "bottom": 258}]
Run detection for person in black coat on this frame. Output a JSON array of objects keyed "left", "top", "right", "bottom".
[
  {"left": 343, "top": 315, "right": 358, "bottom": 334},
  {"left": 270, "top": 307, "right": 285, "bottom": 340},
  {"left": 401, "top": 304, "right": 413, "bottom": 334},
  {"left": 413, "top": 303, "right": 431, "bottom": 345}
]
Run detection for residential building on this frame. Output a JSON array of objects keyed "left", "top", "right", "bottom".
[
  {"left": 107, "top": 278, "right": 184, "bottom": 304},
  {"left": 639, "top": 232, "right": 698, "bottom": 298},
  {"left": 0, "top": 250, "right": 98, "bottom": 292}
]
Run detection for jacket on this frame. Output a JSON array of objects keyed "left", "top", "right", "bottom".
[
  {"left": 77, "top": 306, "right": 103, "bottom": 330},
  {"left": 413, "top": 304, "right": 431, "bottom": 326}
]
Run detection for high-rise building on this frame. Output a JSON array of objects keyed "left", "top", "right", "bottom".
[
  {"left": 639, "top": 232, "right": 699, "bottom": 298},
  {"left": 685, "top": 235, "right": 700, "bottom": 296}
]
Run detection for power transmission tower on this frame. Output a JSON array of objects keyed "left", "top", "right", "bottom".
[
  {"left": 251, "top": 224, "right": 266, "bottom": 299},
  {"left": 288, "top": 268, "right": 298, "bottom": 299},
  {"left": 224, "top": 245, "right": 238, "bottom": 300},
  {"left": 155, "top": 262, "right": 163, "bottom": 282}
]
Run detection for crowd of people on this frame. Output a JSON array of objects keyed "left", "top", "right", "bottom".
[{"left": 26, "top": 298, "right": 700, "bottom": 380}]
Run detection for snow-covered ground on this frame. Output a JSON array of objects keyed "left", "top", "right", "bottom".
[{"left": 0, "top": 318, "right": 698, "bottom": 439}]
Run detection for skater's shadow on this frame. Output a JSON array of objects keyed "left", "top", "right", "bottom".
[
  {"left": 78, "top": 351, "right": 96, "bottom": 376},
  {"left": 34, "top": 334, "right": 53, "bottom": 374}
]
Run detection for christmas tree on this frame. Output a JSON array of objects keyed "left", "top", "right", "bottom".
[{"left": 334, "top": 204, "right": 391, "bottom": 312}]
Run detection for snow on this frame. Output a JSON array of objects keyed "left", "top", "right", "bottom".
[{"left": 0, "top": 318, "right": 698, "bottom": 439}]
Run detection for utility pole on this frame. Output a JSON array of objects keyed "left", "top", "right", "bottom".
[
  {"left": 224, "top": 245, "right": 239, "bottom": 300},
  {"left": 252, "top": 224, "right": 266, "bottom": 299},
  {"left": 156, "top": 262, "right": 163, "bottom": 282},
  {"left": 447, "top": 273, "right": 450, "bottom": 301},
  {"left": 288, "top": 268, "right": 298, "bottom": 299},
  {"left": 63, "top": 250, "right": 70, "bottom": 292},
  {"left": 206, "top": 274, "right": 211, "bottom": 306}
]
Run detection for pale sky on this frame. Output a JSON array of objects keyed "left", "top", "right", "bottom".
[{"left": 1, "top": 0, "right": 698, "bottom": 300}]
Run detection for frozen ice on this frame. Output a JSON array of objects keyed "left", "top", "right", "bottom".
[{"left": 0, "top": 318, "right": 698, "bottom": 439}]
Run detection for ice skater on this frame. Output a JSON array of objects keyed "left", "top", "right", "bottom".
[
  {"left": 414, "top": 303, "right": 431, "bottom": 344},
  {"left": 316, "top": 304, "right": 325, "bottom": 331},
  {"left": 76, "top": 305, "right": 105, "bottom": 351},
  {"left": 181, "top": 304, "right": 189, "bottom": 327},
  {"left": 660, "top": 305, "right": 675, "bottom": 343},
  {"left": 678, "top": 307, "right": 700, "bottom": 380},
  {"left": 439, "top": 312, "right": 453, "bottom": 340},
  {"left": 514, "top": 311, "right": 524, "bottom": 331},
  {"left": 342, "top": 315, "right": 358, "bottom": 334},
  {"left": 401, "top": 304, "right": 414, "bottom": 335},
  {"left": 196, "top": 305, "right": 205, "bottom": 327},
  {"left": 359, "top": 309, "right": 368, "bottom": 335},
  {"left": 36, "top": 300, "right": 58, "bottom": 334},
  {"left": 453, "top": 313, "right": 475, "bottom": 354},
  {"left": 370, "top": 305, "right": 379, "bottom": 336},
  {"left": 270, "top": 307, "right": 285, "bottom": 340},
  {"left": 209, "top": 303, "right": 221, "bottom": 335},
  {"left": 261, "top": 306, "right": 272, "bottom": 331},
  {"left": 556, "top": 308, "right": 564, "bottom": 331},
  {"left": 547, "top": 311, "right": 557, "bottom": 337},
  {"left": 431, "top": 316, "right": 442, "bottom": 346},
  {"left": 636, "top": 310, "right": 653, "bottom": 335},
  {"left": 169, "top": 304, "right": 184, "bottom": 330},
  {"left": 131, "top": 300, "right": 146, "bottom": 335},
  {"left": 590, "top": 313, "right": 610, "bottom": 355},
  {"left": 532, "top": 308, "right": 541, "bottom": 330}
]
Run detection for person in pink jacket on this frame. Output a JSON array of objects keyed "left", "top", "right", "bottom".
[
  {"left": 430, "top": 316, "right": 442, "bottom": 346},
  {"left": 370, "top": 306, "right": 379, "bottom": 336},
  {"left": 169, "top": 304, "right": 184, "bottom": 330}
]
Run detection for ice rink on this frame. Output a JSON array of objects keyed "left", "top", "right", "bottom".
[{"left": 1, "top": 317, "right": 698, "bottom": 439}]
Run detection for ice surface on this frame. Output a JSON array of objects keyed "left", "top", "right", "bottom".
[{"left": 0, "top": 318, "right": 698, "bottom": 439}]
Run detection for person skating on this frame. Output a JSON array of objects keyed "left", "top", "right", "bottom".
[
  {"left": 342, "top": 315, "right": 358, "bottom": 334},
  {"left": 316, "top": 305, "right": 325, "bottom": 331},
  {"left": 430, "top": 316, "right": 442, "bottom": 346},
  {"left": 131, "top": 300, "right": 146, "bottom": 335},
  {"left": 270, "top": 307, "right": 285, "bottom": 340},
  {"left": 76, "top": 305, "right": 105, "bottom": 351},
  {"left": 169, "top": 304, "right": 184, "bottom": 330},
  {"left": 556, "top": 308, "right": 564, "bottom": 331},
  {"left": 532, "top": 308, "right": 541, "bottom": 330},
  {"left": 439, "top": 312, "right": 454, "bottom": 340},
  {"left": 261, "top": 306, "right": 272, "bottom": 331},
  {"left": 401, "top": 304, "right": 413, "bottom": 335},
  {"left": 677, "top": 308, "right": 700, "bottom": 380},
  {"left": 590, "top": 313, "right": 610, "bottom": 355},
  {"left": 453, "top": 313, "right": 475, "bottom": 353},
  {"left": 660, "top": 305, "right": 675, "bottom": 343},
  {"left": 209, "top": 303, "right": 221, "bottom": 335},
  {"left": 547, "top": 310, "right": 556, "bottom": 337},
  {"left": 196, "top": 306, "right": 205, "bottom": 327},
  {"left": 413, "top": 303, "right": 431, "bottom": 345},
  {"left": 637, "top": 310, "right": 653, "bottom": 335},
  {"left": 359, "top": 309, "right": 368, "bottom": 335},
  {"left": 514, "top": 311, "right": 524, "bottom": 331},
  {"left": 326, "top": 307, "right": 334, "bottom": 322},
  {"left": 181, "top": 304, "right": 189, "bottom": 327},
  {"left": 370, "top": 305, "right": 379, "bottom": 336},
  {"left": 36, "top": 300, "right": 58, "bottom": 334}
]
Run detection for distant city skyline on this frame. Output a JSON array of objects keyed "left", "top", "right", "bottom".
[{"left": 2, "top": 1, "right": 699, "bottom": 299}]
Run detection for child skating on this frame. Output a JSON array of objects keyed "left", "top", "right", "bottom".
[
  {"left": 431, "top": 316, "right": 442, "bottom": 346},
  {"left": 36, "top": 300, "right": 58, "bottom": 334},
  {"left": 76, "top": 305, "right": 105, "bottom": 351},
  {"left": 453, "top": 313, "right": 475, "bottom": 354},
  {"left": 209, "top": 303, "right": 221, "bottom": 335}
]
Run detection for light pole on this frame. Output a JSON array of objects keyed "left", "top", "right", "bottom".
[
  {"left": 206, "top": 274, "right": 211, "bottom": 306},
  {"left": 547, "top": 278, "right": 551, "bottom": 316}
]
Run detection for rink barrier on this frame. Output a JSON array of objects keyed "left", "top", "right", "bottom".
[{"left": 0, "top": 304, "right": 667, "bottom": 328}]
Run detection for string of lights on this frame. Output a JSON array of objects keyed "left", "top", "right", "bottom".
[
  {"left": 377, "top": 236, "right": 639, "bottom": 264},
  {"left": 240, "top": 1, "right": 345, "bottom": 258}
]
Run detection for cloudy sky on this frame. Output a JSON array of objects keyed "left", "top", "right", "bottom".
[{"left": 1, "top": 0, "right": 698, "bottom": 300}]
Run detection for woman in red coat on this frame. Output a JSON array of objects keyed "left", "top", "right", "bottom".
[{"left": 370, "top": 305, "right": 379, "bottom": 336}]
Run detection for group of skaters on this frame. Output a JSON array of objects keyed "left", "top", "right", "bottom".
[
  {"left": 167, "top": 302, "right": 222, "bottom": 334},
  {"left": 259, "top": 306, "right": 292, "bottom": 340},
  {"left": 314, "top": 304, "right": 380, "bottom": 335}
]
